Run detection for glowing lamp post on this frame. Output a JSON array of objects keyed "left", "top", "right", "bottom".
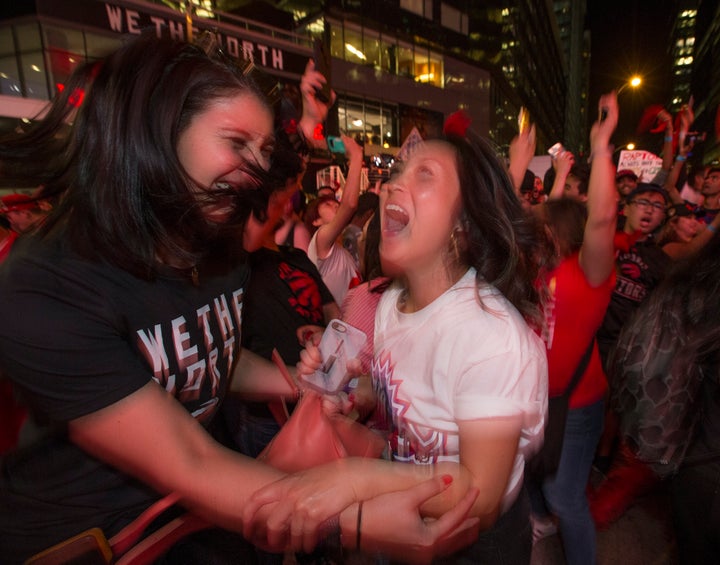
[{"left": 617, "top": 76, "right": 642, "bottom": 95}]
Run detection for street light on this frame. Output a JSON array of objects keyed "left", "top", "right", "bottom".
[
  {"left": 613, "top": 142, "right": 636, "bottom": 154},
  {"left": 616, "top": 75, "right": 642, "bottom": 95}
]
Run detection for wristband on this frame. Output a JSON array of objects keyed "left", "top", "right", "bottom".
[
  {"left": 356, "top": 501, "right": 363, "bottom": 550},
  {"left": 708, "top": 224, "right": 717, "bottom": 234},
  {"left": 676, "top": 155, "right": 686, "bottom": 162},
  {"left": 664, "top": 136, "right": 673, "bottom": 142}
]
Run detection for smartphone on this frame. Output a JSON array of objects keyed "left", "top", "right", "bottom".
[
  {"left": 326, "top": 135, "right": 346, "bottom": 154},
  {"left": 547, "top": 142, "right": 564, "bottom": 159},
  {"left": 300, "top": 319, "right": 367, "bottom": 394},
  {"left": 518, "top": 107, "right": 530, "bottom": 134},
  {"left": 313, "top": 38, "right": 332, "bottom": 104}
]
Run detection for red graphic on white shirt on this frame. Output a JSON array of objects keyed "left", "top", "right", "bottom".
[{"left": 373, "top": 351, "right": 450, "bottom": 464}]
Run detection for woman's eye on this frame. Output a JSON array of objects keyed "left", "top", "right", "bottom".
[{"left": 231, "top": 138, "right": 247, "bottom": 151}]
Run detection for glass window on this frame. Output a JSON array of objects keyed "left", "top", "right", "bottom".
[
  {"left": 379, "top": 35, "right": 396, "bottom": 74},
  {"left": 0, "top": 27, "right": 15, "bottom": 56},
  {"left": 441, "top": 3, "right": 462, "bottom": 32},
  {"left": 20, "top": 51, "right": 49, "bottom": 99},
  {"left": 363, "top": 34, "right": 381, "bottom": 69},
  {"left": 330, "top": 26, "right": 343, "bottom": 59},
  {"left": 343, "top": 27, "right": 366, "bottom": 64},
  {"left": 15, "top": 23, "right": 42, "bottom": 52},
  {"left": 0, "top": 55, "right": 22, "bottom": 97},
  {"left": 337, "top": 97, "right": 398, "bottom": 149},
  {"left": 413, "top": 47, "right": 443, "bottom": 87},
  {"left": 397, "top": 42, "right": 414, "bottom": 78},
  {"left": 44, "top": 27, "right": 85, "bottom": 87},
  {"left": 84, "top": 32, "right": 122, "bottom": 60},
  {"left": 401, "top": 0, "right": 432, "bottom": 19},
  {"left": 44, "top": 26, "right": 84, "bottom": 54}
]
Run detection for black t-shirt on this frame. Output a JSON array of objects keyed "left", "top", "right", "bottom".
[
  {"left": 241, "top": 245, "right": 334, "bottom": 365},
  {"left": 597, "top": 236, "right": 671, "bottom": 369},
  {"left": 0, "top": 235, "right": 248, "bottom": 562}
]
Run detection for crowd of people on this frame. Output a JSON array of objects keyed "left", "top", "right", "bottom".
[{"left": 0, "top": 30, "right": 718, "bottom": 565}]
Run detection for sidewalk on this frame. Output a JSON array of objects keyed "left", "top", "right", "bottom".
[{"left": 531, "top": 472, "right": 678, "bottom": 565}]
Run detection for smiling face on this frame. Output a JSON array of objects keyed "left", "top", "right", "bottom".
[
  {"left": 616, "top": 175, "right": 638, "bottom": 197},
  {"left": 624, "top": 190, "right": 666, "bottom": 235},
  {"left": 673, "top": 215, "right": 700, "bottom": 242},
  {"left": 379, "top": 140, "right": 463, "bottom": 278},
  {"left": 176, "top": 92, "right": 274, "bottom": 224}
]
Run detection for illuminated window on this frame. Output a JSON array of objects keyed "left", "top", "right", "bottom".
[
  {"left": 337, "top": 96, "right": 398, "bottom": 148},
  {"left": 344, "top": 27, "right": 366, "bottom": 63}
]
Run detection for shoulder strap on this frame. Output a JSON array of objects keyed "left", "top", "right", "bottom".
[{"left": 564, "top": 338, "right": 595, "bottom": 397}]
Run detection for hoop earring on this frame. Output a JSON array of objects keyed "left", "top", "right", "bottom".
[{"left": 450, "top": 229, "right": 461, "bottom": 262}]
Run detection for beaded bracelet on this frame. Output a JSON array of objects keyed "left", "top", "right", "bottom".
[
  {"left": 676, "top": 155, "right": 687, "bottom": 162},
  {"left": 664, "top": 136, "right": 673, "bottom": 142}
]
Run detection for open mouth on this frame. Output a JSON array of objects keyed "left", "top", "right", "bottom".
[
  {"left": 383, "top": 203, "right": 409, "bottom": 234},
  {"left": 638, "top": 215, "right": 654, "bottom": 231}
]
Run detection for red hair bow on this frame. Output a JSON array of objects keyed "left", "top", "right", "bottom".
[{"left": 443, "top": 110, "right": 471, "bottom": 137}]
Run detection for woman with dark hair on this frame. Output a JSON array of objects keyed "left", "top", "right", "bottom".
[
  {"left": 258, "top": 110, "right": 551, "bottom": 563},
  {"left": 0, "top": 33, "right": 477, "bottom": 564},
  {"left": 531, "top": 93, "right": 619, "bottom": 565}
]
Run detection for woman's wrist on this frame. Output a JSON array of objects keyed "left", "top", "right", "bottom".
[{"left": 339, "top": 501, "right": 362, "bottom": 550}]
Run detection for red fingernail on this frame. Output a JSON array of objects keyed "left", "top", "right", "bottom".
[
  {"left": 348, "top": 393, "right": 355, "bottom": 403},
  {"left": 442, "top": 474, "right": 453, "bottom": 486}
]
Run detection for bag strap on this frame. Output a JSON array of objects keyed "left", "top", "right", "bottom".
[{"left": 563, "top": 337, "right": 595, "bottom": 399}]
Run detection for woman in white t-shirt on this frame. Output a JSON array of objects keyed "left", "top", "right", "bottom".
[{"left": 251, "top": 115, "right": 549, "bottom": 563}]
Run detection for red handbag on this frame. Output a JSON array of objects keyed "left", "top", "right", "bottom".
[{"left": 257, "top": 351, "right": 385, "bottom": 473}]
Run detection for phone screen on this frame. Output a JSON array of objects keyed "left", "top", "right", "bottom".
[{"left": 326, "top": 136, "right": 345, "bottom": 154}]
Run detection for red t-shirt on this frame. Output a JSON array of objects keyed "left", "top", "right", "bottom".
[{"left": 541, "top": 253, "right": 615, "bottom": 408}]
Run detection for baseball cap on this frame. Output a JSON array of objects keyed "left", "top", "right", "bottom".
[
  {"left": 0, "top": 194, "right": 37, "bottom": 214},
  {"left": 615, "top": 169, "right": 638, "bottom": 181},
  {"left": 626, "top": 183, "right": 669, "bottom": 204},
  {"left": 666, "top": 203, "right": 696, "bottom": 219}
]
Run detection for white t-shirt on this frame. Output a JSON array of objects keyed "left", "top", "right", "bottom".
[
  {"left": 307, "top": 232, "right": 360, "bottom": 305},
  {"left": 372, "top": 268, "right": 548, "bottom": 510}
]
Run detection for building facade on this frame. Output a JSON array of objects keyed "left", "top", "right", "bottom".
[{"left": 1, "top": 0, "right": 576, "bottom": 153}]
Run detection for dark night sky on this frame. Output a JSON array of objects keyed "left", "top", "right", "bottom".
[{"left": 587, "top": 0, "right": 678, "bottom": 150}]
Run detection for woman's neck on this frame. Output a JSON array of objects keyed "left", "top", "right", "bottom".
[{"left": 400, "top": 263, "right": 468, "bottom": 313}]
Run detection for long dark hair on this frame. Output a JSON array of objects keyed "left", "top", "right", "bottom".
[
  {"left": 541, "top": 198, "right": 588, "bottom": 261},
  {"left": 444, "top": 131, "right": 547, "bottom": 327},
  {"left": 0, "top": 32, "right": 274, "bottom": 279}
]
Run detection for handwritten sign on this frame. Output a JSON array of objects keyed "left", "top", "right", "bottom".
[{"left": 617, "top": 150, "right": 663, "bottom": 183}]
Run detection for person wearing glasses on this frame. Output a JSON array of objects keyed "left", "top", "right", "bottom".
[{"left": 590, "top": 182, "right": 672, "bottom": 529}]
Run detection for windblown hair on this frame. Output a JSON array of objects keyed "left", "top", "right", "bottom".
[
  {"left": 444, "top": 131, "right": 548, "bottom": 327},
  {"left": 0, "top": 32, "right": 274, "bottom": 279}
]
